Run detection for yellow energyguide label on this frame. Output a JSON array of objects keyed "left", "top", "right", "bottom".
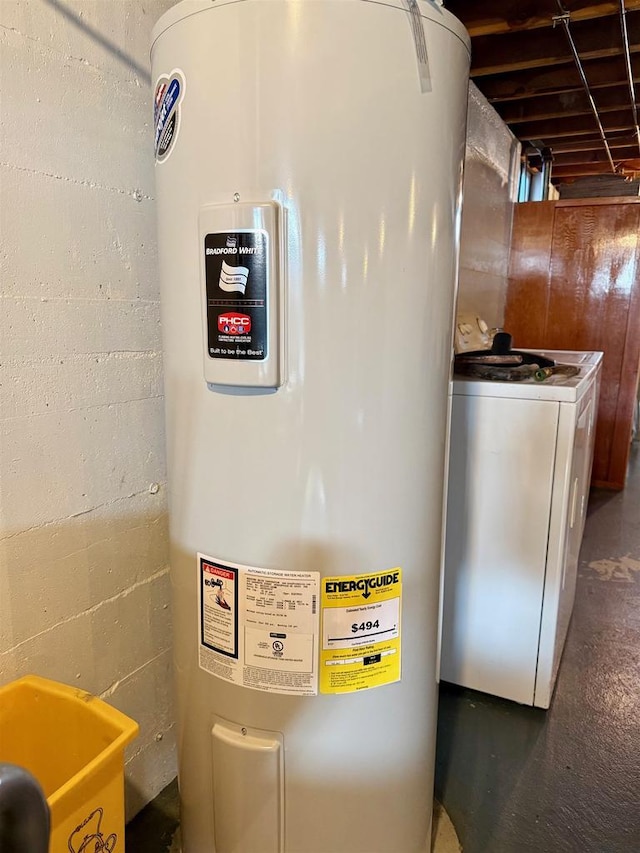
[{"left": 320, "top": 568, "right": 402, "bottom": 694}]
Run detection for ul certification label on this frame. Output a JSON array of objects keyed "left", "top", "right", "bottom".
[
  {"left": 205, "top": 231, "right": 268, "bottom": 361},
  {"left": 320, "top": 569, "right": 402, "bottom": 694},
  {"left": 198, "top": 555, "right": 320, "bottom": 696},
  {"left": 154, "top": 70, "right": 185, "bottom": 163}
]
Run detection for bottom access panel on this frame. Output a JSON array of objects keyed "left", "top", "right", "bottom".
[{"left": 211, "top": 718, "right": 284, "bottom": 853}]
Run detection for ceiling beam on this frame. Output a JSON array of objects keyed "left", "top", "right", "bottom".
[
  {"left": 471, "top": 10, "right": 640, "bottom": 76},
  {"left": 478, "top": 56, "right": 637, "bottom": 101},
  {"left": 512, "top": 108, "right": 636, "bottom": 139},
  {"left": 552, "top": 161, "right": 640, "bottom": 176},
  {"left": 447, "top": 0, "right": 640, "bottom": 37},
  {"left": 498, "top": 84, "right": 633, "bottom": 122},
  {"left": 548, "top": 131, "right": 639, "bottom": 151},
  {"left": 552, "top": 144, "right": 640, "bottom": 163},
  {"left": 552, "top": 163, "right": 615, "bottom": 176}
]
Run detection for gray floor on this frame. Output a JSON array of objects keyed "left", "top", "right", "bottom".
[
  {"left": 127, "top": 445, "right": 640, "bottom": 853},
  {"left": 125, "top": 778, "right": 179, "bottom": 852}
]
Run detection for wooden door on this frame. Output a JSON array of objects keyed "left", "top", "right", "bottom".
[{"left": 505, "top": 198, "right": 640, "bottom": 490}]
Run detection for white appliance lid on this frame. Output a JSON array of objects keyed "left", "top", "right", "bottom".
[{"left": 452, "top": 350, "right": 603, "bottom": 403}]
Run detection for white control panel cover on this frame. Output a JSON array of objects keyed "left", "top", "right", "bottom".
[{"left": 200, "top": 201, "right": 282, "bottom": 390}]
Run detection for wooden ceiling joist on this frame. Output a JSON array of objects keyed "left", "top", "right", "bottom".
[
  {"left": 552, "top": 144, "right": 640, "bottom": 163},
  {"left": 500, "top": 84, "right": 633, "bottom": 122},
  {"left": 478, "top": 56, "right": 637, "bottom": 102},
  {"left": 512, "top": 108, "right": 635, "bottom": 139},
  {"left": 446, "top": 0, "right": 640, "bottom": 38},
  {"left": 471, "top": 10, "right": 640, "bottom": 76},
  {"left": 546, "top": 131, "right": 639, "bottom": 151},
  {"left": 552, "top": 161, "right": 640, "bottom": 176}
]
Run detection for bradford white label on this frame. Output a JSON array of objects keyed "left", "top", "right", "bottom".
[{"left": 204, "top": 230, "right": 268, "bottom": 361}]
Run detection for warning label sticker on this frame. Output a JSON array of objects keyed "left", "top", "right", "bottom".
[
  {"left": 204, "top": 231, "right": 269, "bottom": 362},
  {"left": 198, "top": 555, "right": 320, "bottom": 696},
  {"left": 201, "top": 561, "right": 238, "bottom": 658},
  {"left": 320, "top": 569, "right": 402, "bottom": 694}
]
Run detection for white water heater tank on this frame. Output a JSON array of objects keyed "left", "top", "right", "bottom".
[{"left": 151, "top": 2, "right": 469, "bottom": 851}]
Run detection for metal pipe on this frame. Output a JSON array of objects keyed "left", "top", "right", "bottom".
[
  {"left": 541, "top": 147, "right": 554, "bottom": 199},
  {"left": 619, "top": 0, "right": 640, "bottom": 155},
  {"left": 553, "top": 2, "right": 617, "bottom": 173}
]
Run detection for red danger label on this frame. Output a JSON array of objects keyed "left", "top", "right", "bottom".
[
  {"left": 203, "top": 563, "right": 235, "bottom": 580},
  {"left": 218, "top": 313, "right": 251, "bottom": 335}
]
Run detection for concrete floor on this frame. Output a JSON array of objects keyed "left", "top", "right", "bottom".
[
  {"left": 129, "top": 800, "right": 463, "bottom": 853},
  {"left": 126, "top": 778, "right": 179, "bottom": 852},
  {"left": 127, "top": 445, "right": 640, "bottom": 853}
]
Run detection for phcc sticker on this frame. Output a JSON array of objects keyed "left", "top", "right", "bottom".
[
  {"left": 218, "top": 313, "right": 252, "bottom": 335},
  {"left": 154, "top": 69, "right": 185, "bottom": 163}
]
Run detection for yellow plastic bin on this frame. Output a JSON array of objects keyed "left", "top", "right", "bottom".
[{"left": 0, "top": 675, "right": 139, "bottom": 853}]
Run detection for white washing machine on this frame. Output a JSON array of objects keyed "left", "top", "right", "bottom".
[{"left": 440, "top": 350, "right": 602, "bottom": 708}]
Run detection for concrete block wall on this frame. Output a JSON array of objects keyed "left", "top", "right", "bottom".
[
  {"left": 457, "top": 82, "right": 521, "bottom": 329},
  {"left": 0, "top": 0, "right": 177, "bottom": 817}
]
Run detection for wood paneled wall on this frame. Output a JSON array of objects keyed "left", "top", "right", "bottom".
[{"left": 505, "top": 198, "right": 640, "bottom": 490}]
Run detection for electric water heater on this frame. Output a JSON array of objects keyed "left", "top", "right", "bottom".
[{"left": 151, "top": 2, "right": 469, "bottom": 850}]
